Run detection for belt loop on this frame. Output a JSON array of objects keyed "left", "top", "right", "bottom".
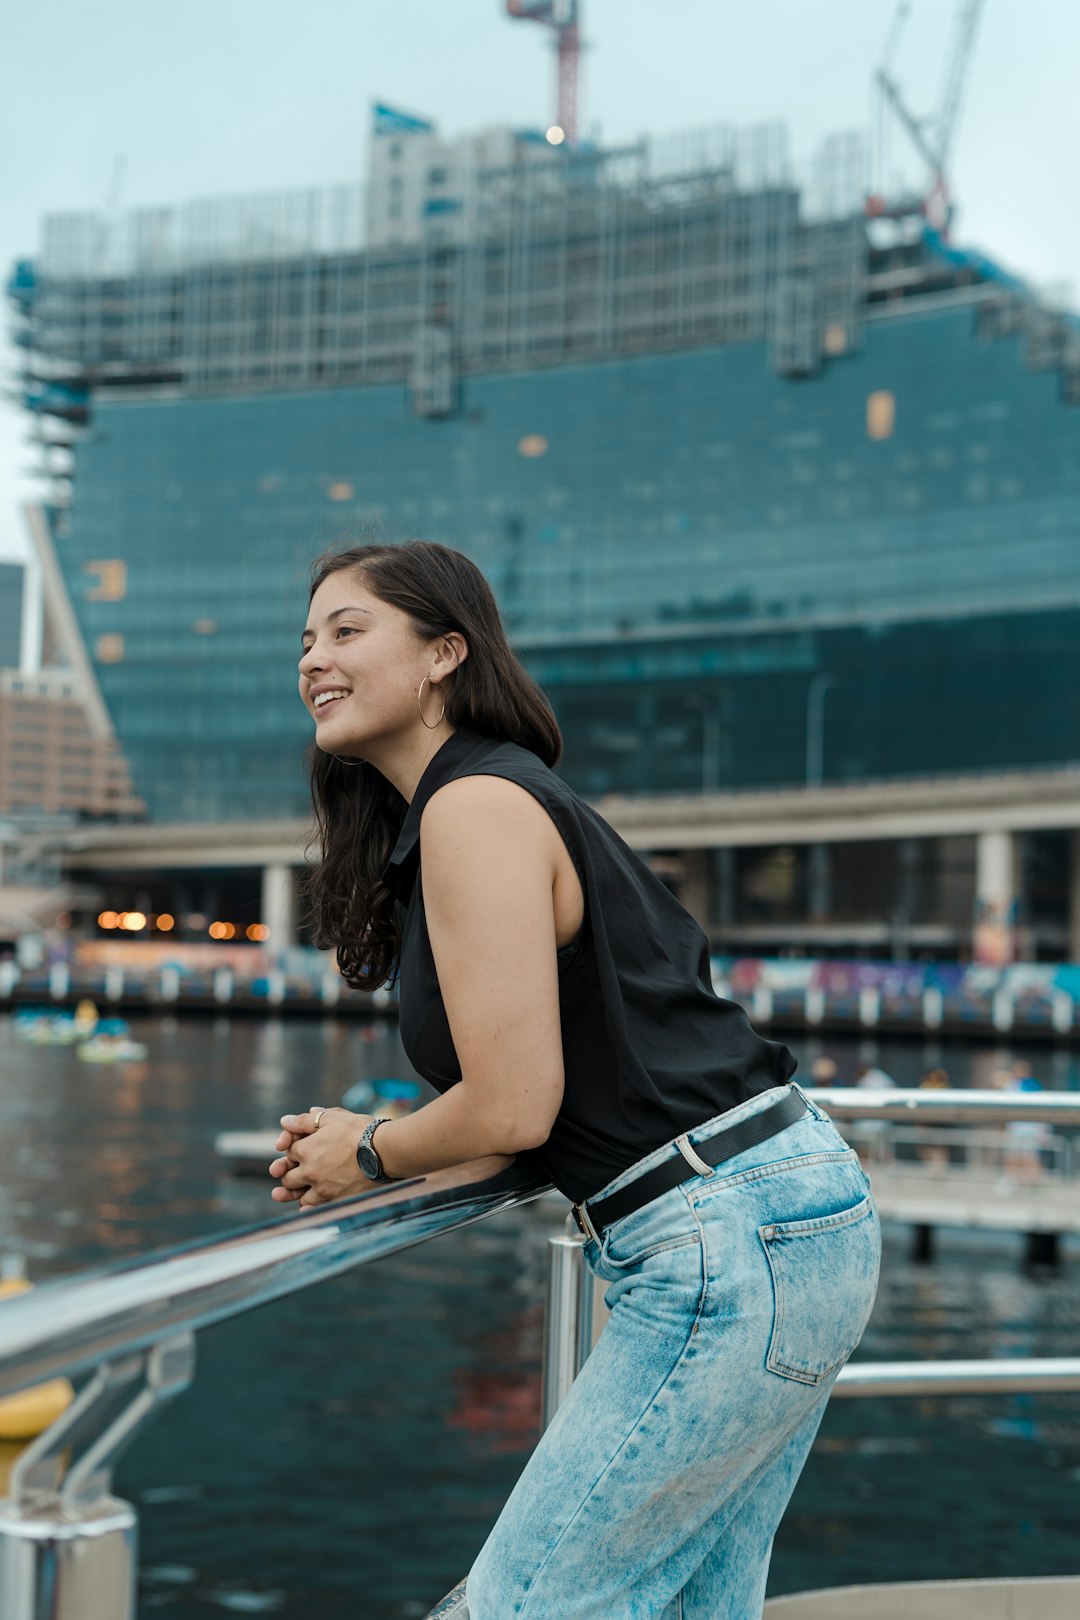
[
  {"left": 675, "top": 1133, "right": 716, "bottom": 1177},
  {"left": 573, "top": 1200, "right": 601, "bottom": 1246},
  {"left": 792, "top": 1081, "right": 826, "bottom": 1121}
]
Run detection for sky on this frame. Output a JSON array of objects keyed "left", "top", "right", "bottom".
[{"left": 2, "top": 0, "right": 1078, "bottom": 564}]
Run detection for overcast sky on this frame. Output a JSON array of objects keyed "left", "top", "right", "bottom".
[{"left": 2, "top": 0, "right": 1077, "bottom": 563}]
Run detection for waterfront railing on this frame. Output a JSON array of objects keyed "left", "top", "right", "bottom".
[{"left": 1, "top": 1092, "right": 1079, "bottom": 1619}]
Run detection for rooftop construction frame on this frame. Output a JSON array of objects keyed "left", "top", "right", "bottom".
[{"left": 14, "top": 124, "right": 868, "bottom": 413}]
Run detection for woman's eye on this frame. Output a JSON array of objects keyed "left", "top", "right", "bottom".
[{"left": 336, "top": 626, "right": 357, "bottom": 639}]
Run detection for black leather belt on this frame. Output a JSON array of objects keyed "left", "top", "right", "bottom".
[{"left": 572, "top": 1088, "right": 809, "bottom": 1243}]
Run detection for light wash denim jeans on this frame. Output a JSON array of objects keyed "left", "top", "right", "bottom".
[{"left": 458, "top": 1084, "right": 881, "bottom": 1620}]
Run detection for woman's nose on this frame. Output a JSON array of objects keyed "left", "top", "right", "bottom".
[{"left": 299, "top": 643, "right": 323, "bottom": 676}]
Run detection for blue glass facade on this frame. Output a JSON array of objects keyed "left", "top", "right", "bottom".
[
  {"left": 52, "top": 299, "right": 1080, "bottom": 820},
  {"left": 0, "top": 563, "right": 23, "bottom": 667}
]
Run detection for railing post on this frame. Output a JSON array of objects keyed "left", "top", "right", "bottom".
[
  {"left": 0, "top": 1334, "right": 195, "bottom": 1620},
  {"left": 541, "top": 1228, "right": 607, "bottom": 1430}
]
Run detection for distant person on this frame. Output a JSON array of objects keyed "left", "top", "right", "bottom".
[
  {"left": 855, "top": 1062, "right": 895, "bottom": 1090},
  {"left": 809, "top": 1055, "right": 840, "bottom": 1087},
  {"left": 854, "top": 1061, "right": 896, "bottom": 1166},
  {"left": 1001, "top": 1059, "right": 1051, "bottom": 1187},
  {"left": 916, "top": 1068, "right": 951, "bottom": 1169},
  {"left": 267, "top": 541, "right": 880, "bottom": 1619}
]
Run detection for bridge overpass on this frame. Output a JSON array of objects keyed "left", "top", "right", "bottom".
[{"left": 38, "top": 764, "right": 1080, "bottom": 958}]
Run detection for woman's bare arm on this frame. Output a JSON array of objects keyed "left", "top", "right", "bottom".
[
  {"left": 371, "top": 773, "right": 568, "bottom": 1178},
  {"left": 271, "top": 774, "right": 572, "bottom": 1203}
]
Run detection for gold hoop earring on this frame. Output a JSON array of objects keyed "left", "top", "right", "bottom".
[{"left": 418, "top": 676, "right": 446, "bottom": 730}]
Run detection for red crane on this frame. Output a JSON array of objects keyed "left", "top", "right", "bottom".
[{"left": 505, "top": 0, "right": 582, "bottom": 146}]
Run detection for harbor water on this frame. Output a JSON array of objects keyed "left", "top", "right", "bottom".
[{"left": 1, "top": 1012, "right": 1079, "bottom": 1618}]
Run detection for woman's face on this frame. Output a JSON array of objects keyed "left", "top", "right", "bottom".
[{"left": 299, "top": 571, "right": 442, "bottom": 756}]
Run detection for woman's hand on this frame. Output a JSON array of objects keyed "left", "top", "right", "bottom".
[{"left": 269, "top": 1108, "right": 375, "bottom": 1209}]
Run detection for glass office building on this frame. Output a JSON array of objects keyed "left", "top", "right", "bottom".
[
  {"left": 9, "top": 129, "right": 1080, "bottom": 824},
  {"left": 0, "top": 562, "right": 24, "bottom": 668}
]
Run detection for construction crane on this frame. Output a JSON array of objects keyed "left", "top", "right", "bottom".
[
  {"left": 505, "top": 0, "right": 582, "bottom": 146},
  {"left": 869, "top": 0, "right": 986, "bottom": 234}
]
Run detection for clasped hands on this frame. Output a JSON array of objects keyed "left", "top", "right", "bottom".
[{"left": 269, "top": 1107, "right": 378, "bottom": 1210}]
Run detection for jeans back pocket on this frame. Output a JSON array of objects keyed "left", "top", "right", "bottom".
[{"left": 759, "top": 1194, "right": 880, "bottom": 1386}]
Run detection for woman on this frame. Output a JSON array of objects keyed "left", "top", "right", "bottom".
[{"left": 271, "top": 541, "right": 881, "bottom": 1619}]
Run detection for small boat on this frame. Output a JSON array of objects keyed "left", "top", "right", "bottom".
[
  {"left": 78, "top": 1034, "right": 149, "bottom": 1064},
  {"left": 13, "top": 1000, "right": 99, "bottom": 1046},
  {"left": 15, "top": 1010, "right": 83, "bottom": 1045},
  {"left": 77, "top": 1017, "right": 148, "bottom": 1063}
]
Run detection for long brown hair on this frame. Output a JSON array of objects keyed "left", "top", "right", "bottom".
[{"left": 301, "top": 541, "right": 562, "bottom": 989}]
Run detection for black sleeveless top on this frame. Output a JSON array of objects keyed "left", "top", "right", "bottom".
[{"left": 383, "top": 729, "right": 797, "bottom": 1203}]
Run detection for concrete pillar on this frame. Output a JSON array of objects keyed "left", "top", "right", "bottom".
[
  {"left": 679, "top": 849, "right": 711, "bottom": 933},
  {"left": 1069, "top": 829, "right": 1080, "bottom": 965},
  {"left": 715, "top": 847, "right": 736, "bottom": 929},
  {"left": 807, "top": 843, "right": 831, "bottom": 920},
  {"left": 973, "top": 829, "right": 1018, "bottom": 965},
  {"left": 262, "top": 864, "right": 297, "bottom": 954}
]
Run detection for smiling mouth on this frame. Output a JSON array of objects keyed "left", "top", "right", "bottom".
[{"left": 312, "top": 691, "right": 350, "bottom": 717}]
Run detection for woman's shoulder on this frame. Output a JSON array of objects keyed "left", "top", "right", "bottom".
[
  {"left": 446, "top": 731, "right": 571, "bottom": 797},
  {"left": 421, "top": 734, "right": 582, "bottom": 853}
]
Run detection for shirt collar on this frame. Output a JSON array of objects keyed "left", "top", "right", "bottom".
[{"left": 382, "top": 728, "right": 488, "bottom": 899}]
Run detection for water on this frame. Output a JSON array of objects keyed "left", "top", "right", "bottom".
[{"left": 2, "top": 1014, "right": 1079, "bottom": 1616}]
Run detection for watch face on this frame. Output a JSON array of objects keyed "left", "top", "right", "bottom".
[{"left": 356, "top": 1143, "right": 382, "bottom": 1180}]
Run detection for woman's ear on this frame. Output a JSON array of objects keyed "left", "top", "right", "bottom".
[{"left": 434, "top": 632, "right": 468, "bottom": 678}]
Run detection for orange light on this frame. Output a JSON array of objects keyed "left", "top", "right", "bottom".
[
  {"left": 95, "top": 633, "right": 125, "bottom": 664},
  {"left": 98, "top": 910, "right": 119, "bottom": 930},
  {"left": 157, "top": 914, "right": 175, "bottom": 931},
  {"left": 208, "top": 921, "right": 228, "bottom": 940},
  {"left": 122, "top": 911, "right": 147, "bottom": 932},
  {"left": 246, "top": 923, "right": 270, "bottom": 942},
  {"left": 866, "top": 390, "right": 895, "bottom": 441},
  {"left": 518, "top": 434, "right": 548, "bottom": 458},
  {"left": 222, "top": 922, "right": 237, "bottom": 940}
]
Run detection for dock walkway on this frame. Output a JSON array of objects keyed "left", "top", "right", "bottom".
[{"left": 865, "top": 1163, "right": 1080, "bottom": 1235}]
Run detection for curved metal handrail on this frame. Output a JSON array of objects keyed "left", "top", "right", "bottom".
[
  {"left": 809, "top": 1088, "right": 1080, "bottom": 1124},
  {"left": 3, "top": 1090, "right": 1076, "bottom": 1401},
  {"left": 833, "top": 1358, "right": 1080, "bottom": 1396},
  {"left": 0, "top": 1158, "right": 550, "bottom": 1399}
]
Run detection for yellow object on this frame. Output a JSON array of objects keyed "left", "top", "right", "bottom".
[
  {"left": 0, "top": 1277, "right": 75, "bottom": 1439},
  {"left": 74, "top": 998, "right": 99, "bottom": 1031}
]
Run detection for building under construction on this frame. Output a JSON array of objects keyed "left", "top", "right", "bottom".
[
  {"left": 7, "top": 77, "right": 1080, "bottom": 955},
  {"left": 20, "top": 122, "right": 870, "bottom": 410}
]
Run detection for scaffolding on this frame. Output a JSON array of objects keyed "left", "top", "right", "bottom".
[{"left": 7, "top": 123, "right": 882, "bottom": 423}]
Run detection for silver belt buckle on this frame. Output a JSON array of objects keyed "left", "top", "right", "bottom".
[{"left": 572, "top": 1200, "right": 601, "bottom": 1245}]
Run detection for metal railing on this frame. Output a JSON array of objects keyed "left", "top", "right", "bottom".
[
  {"left": 0, "top": 1157, "right": 548, "bottom": 1620},
  {"left": 808, "top": 1088, "right": 1080, "bottom": 1126},
  {"left": 841, "top": 1122, "right": 1076, "bottom": 1177},
  {"left": 2, "top": 1092, "right": 1079, "bottom": 1619}
]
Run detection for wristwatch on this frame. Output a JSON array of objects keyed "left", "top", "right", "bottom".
[{"left": 356, "top": 1117, "right": 395, "bottom": 1184}]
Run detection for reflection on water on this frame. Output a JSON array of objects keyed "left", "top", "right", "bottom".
[{"left": 1, "top": 1015, "right": 1079, "bottom": 1617}]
